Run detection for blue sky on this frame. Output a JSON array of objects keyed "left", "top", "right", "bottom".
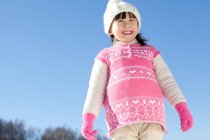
[{"left": 0, "top": 0, "right": 210, "bottom": 139}]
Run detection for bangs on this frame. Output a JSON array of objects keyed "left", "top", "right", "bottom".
[{"left": 114, "top": 12, "right": 137, "bottom": 21}]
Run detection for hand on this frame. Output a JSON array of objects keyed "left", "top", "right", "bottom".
[
  {"left": 81, "top": 113, "right": 98, "bottom": 140},
  {"left": 175, "top": 102, "right": 193, "bottom": 132}
]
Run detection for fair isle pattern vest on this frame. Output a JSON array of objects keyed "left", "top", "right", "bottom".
[{"left": 96, "top": 43, "right": 167, "bottom": 137}]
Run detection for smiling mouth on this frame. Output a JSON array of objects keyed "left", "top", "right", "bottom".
[{"left": 122, "top": 31, "right": 132, "bottom": 35}]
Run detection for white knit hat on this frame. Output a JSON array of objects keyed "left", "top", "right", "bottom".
[{"left": 104, "top": 0, "right": 141, "bottom": 36}]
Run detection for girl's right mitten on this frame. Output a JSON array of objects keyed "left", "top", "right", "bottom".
[{"left": 81, "top": 113, "right": 98, "bottom": 140}]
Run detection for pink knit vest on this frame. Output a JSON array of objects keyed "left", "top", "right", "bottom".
[{"left": 96, "top": 43, "right": 167, "bottom": 137}]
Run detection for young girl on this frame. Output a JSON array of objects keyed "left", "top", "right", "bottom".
[{"left": 81, "top": 0, "right": 193, "bottom": 140}]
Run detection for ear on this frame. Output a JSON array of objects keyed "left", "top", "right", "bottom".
[
  {"left": 109, "top": 32, "right": 113, "bottom": 36},
  {"left": 109, "top": 29, "right": 113, "bottom": 36}
]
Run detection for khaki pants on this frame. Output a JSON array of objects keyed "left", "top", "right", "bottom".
[{"left": 111, "top": 123, "right": 164, "bottom": 140}]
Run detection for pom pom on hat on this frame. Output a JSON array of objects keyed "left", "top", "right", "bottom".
[
  {"left": 104, "top": 0, "right": 141, "bottom": 36},
  {"left": 107, "top": 0, "right": 123, "bottom": 5}
]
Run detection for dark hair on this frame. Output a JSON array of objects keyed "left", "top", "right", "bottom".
[{"left": 110, "top": 12, "right": 148, "bottom": 46}]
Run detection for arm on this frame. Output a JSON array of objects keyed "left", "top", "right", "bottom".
[
  {"left": 81, "top": 60, "right": 108, "bottom": 139},
  {"left": 153, "top": 54, "right": 186, "bottom": 106},
  {"left": 153, "top": 54, "right": 193, "bottom": 132}
]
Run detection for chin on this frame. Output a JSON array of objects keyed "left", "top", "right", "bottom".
[{"left": 123, "top": 39, "right": 135, "bottom": 42}]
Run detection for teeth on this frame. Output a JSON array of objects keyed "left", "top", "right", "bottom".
[{"left": 122, "top": 31, "right": 132, "bottom": 34}]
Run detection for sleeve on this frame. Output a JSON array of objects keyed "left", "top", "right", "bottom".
[
  {"left": 148, "top": 45, "right": 160, "bottom": 59},
  {"left": 94, "top": 48, "right": 108, "bottom": 64},
  {"left": 82, "top": 60, "right": 108, "bottom": 116},
  {"left": 153, "top": 54, "right": 186, "bottom": 107}
]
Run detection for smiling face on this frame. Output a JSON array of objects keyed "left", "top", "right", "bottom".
[{"left": 109, "top": 12, "right": 139, "bottom": 43}]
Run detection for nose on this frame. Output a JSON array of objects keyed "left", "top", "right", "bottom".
[{"left": 123, "top": 21, "right": 130, "bottom": 28}]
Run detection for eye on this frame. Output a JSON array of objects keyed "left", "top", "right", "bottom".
[{"left": 118, "top": 20, "right": 123, "bottom": 22}]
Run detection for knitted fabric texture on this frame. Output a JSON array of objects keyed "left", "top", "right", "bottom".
[
  {"left": 104, "top": 0, "right": 141, "bottom": 35},
  {"left": 175, "top": 102, "right": 193, "bottom": 132},
  {"left": 96, "top": 43, "right": 167, "bottom": 137},
  {"left": 81, "top": 113, "right": 98, "bottom": 140}
]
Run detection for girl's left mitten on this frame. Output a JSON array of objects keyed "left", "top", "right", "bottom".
[
  {"left": 175, "top": 102, "right": 193, "bottom": 132},
  {"left": 81, "top": 113, "right": 98, "bottom": 140}
]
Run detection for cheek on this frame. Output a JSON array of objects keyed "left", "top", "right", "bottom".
[
  {"left": 112, "top": 25, "right": 121, "bottom": 34},
  {"left": 133, "top": 24, "right": 139, "bottom": 32},
  {"left": 112, "top": 24, "right": 118, "bottom": 30}
]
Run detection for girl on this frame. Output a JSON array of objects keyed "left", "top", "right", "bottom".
[{"left": 81, "top": 0, "right": 193, "bottom": 140}]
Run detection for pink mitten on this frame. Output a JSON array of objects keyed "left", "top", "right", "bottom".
[
  {"left": 175, "top": 102, "right": 193, "bottom": 132},
  {"left": 81, "top": 113, "right": 98, "bottom": 140}
]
